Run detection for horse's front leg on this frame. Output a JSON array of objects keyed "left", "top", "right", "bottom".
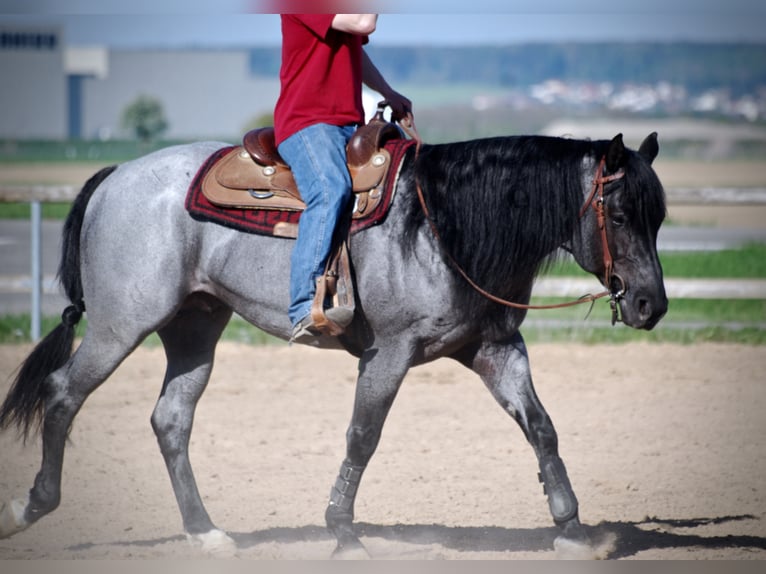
[
  {"left": 325, "top": 343, "right": 411, "bottom": 559},
  {"left": 457, "top": 333, "right": 593, "bottom": 557},
  {"left": 153, "top": 301, "right": 236, "bottom": 556}
]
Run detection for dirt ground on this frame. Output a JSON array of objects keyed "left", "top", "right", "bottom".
[{"left": 0, "top": 341, "right": 764, "bottom": 560}]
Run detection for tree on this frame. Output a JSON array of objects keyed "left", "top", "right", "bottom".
[{"left": 121, "top": 95, "right": 169, "bottom": 142}]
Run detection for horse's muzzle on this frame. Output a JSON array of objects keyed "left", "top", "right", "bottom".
[{"left": 619, "top": 286, "right": 668, "bottom": 330}]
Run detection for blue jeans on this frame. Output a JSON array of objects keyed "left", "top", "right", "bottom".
[{"left": 278, "top": 123, "right": 356, "bottom": 327}]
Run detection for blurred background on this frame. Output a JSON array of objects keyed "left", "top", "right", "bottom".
[
  {"left": 3, "top": 9, "right": 766, "bottom": 152},
  {"left": 1, "top": 2, "right": 765, "bottom": 343}
]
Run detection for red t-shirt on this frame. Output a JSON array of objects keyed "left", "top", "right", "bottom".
[{"left": 274, "top": 14, "right": 367, "bottom": 146}]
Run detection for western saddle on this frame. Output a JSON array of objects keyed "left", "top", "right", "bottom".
[
  {"left": 201, "top": 103, "right": 402, "bottom": 238},
  {"left": 200, "top": 101, "right": 406, "bottom": 337}
]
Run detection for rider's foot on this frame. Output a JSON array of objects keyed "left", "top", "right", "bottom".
[{"left": 290, "top": 307, "right": 354, "bottom": 344}]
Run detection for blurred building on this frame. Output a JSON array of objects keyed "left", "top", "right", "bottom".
[
  {"left": 0, "top": 25, "right": 279, "bottom": 141},
  {"left": 1, "top": 26, "right": 67, "bottom": 139}
]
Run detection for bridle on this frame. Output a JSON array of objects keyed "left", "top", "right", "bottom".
[
  {"left": 402, "top": 114, "right": 627, "bottom": 322},
  {"left": 578, "top": 156, "right": 627, "bottom": 324}
]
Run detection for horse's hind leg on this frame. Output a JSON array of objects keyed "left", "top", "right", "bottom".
[
  {"left": 0, "top": 331, "right": 135, "bottom": 537},
  {"left": 151, "top": 295, "right": 235, "bottom": 555},
  {"left": 458, "top": 334, "right": 595, "bottom": 558},
  {"left": 325, "top": 344, "right": 411, "bottom": 558}
]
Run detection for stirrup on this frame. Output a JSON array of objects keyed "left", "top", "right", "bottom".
[{"left": 290, "top": 307, "right": 354, "bottom": 344}]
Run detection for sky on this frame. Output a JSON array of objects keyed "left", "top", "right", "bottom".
[{"left": 2, "top": 0, "right": 766, "bottom": 47}]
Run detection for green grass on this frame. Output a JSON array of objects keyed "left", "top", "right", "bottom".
[
  {"left": 660, "top": 244, "right": 766, "bottom": 278},
  {"left": 524, "top": 296, "right": 765, "bottom": 326},
  {"left": 521, "top": 324, "right": 766, "bottom": 345},
  {"left": 0, "top": 314, "right": 87, "bottom": 345},
  {"left": 0, "top": 315, "right": 283, "bottom": 346},
  {"left": 542, "top": 243, "right": 766, "bottom": 278},
  {"left": 0, "top": 202, "right": 72, "bottom": 219}
]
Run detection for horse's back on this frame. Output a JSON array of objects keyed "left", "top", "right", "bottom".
[
  {"left": 92, "top": 142, "right": 225, "bottom": 216},
  {"left": 81, "top": 141, "right": 294, "bottom": 338},
  {"left": 82, "top": 142, "right": 227, "bottom": 269}
]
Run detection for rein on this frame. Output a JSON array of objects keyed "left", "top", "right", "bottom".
[{"left": 405, "top": 123, "right": 626, "bottom": 318}]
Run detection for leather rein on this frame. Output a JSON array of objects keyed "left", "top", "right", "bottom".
[{"left": 400, "top": 115, "right": 627, "bottom": 321}]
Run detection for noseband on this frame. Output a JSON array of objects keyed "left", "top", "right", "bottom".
[{"left": 414, "top": 145, "right": 627, "bottom": 319}]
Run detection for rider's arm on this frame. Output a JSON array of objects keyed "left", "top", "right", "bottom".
[
  {"left": 361, "top": 51, "right": 412, "bottom": 121},
  {"left": 331, "top": 14, "right": 378, "bottom": 35}
]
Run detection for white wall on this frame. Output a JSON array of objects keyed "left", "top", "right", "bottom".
[
  {"left": 1, "top": 39, "right": 279, "bottom": 140},
  {"left": 82, "top": 50, "right": 279, "bottom": 141}
]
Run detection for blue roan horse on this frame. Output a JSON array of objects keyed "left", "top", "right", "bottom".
[{"left": 0, "top": 131, "right": 667, "bottom": 557}]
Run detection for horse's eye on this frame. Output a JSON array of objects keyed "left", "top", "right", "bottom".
[{"left": 611, "top": 213, "right": 626, "bottom": 227}]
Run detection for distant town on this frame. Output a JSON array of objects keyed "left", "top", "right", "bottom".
[
  {"left": 253, "top": 42, "right": 766, "bottom": 122},
  {"left": 513, "top": 80, "right": 763, "bottom": 122},
  {"left": 362, "top": 43, "right": 766, "bottom": 123}
]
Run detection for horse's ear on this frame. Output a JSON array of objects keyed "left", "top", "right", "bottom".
[
  {"left": 605, "top": 133, "right": 625, "bottom": 172},
  {"left": 638, "top": 132, "right": 659, "bottom": 165}
]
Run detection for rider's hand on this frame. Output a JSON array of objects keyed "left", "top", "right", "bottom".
[{"left": 384, "top": 90, "right": 413, "bottom": 123}]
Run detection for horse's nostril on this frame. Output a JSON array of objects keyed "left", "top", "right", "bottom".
[
  {"left": 638, "top": 298, "right": 650, "bottom": 319},
  {"left": 637, "top": 295, "right": 667, "bottom": 330}
]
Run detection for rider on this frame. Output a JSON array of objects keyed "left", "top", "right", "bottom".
[{"left": 274, "top": 14, "right": 411, "bottom": 342}]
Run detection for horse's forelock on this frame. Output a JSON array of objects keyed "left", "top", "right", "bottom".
[{"left": 621, "top": 150, "right": 667, "bottom": 231}]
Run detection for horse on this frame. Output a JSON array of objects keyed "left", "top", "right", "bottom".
[{"left": 0, "top": 130, "right": 667, "bottom": 558}]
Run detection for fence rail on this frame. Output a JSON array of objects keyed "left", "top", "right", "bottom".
[
  {"left": 2, "top": 185, "right": 766, "bottom": 341},
  {"left": 3, "top": 185, "right": 766, "bottom": 205},
  {"left": 0, "top": 185, "right": 78, "bottom": 202},
  {"left": 665, "top": 187, "right": 766, "bottom": 205}
]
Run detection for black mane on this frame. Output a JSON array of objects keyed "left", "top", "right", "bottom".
[{"left": 401, "top": 135, "right": 665, "bottom": 319}]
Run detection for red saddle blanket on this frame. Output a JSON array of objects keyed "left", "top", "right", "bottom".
[{"left": 185, "top": 138, "right": 416, "bottom": 237}]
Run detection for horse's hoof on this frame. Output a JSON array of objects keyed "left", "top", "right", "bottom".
[
  {"left": 0, "top": 496, "right": 29, "bottom": 539},
  {"left": 187, "top": 528, "right": 238, "bottom": 557},
  {"left": 331, "top": 540, "right": 370, "bottom": 560},
  {"left": 554, "top": 535, "right": 597, "bottom": 559}
]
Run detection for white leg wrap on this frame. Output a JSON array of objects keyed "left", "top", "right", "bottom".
[
  {"left": 186, "top": 528, "right": 238, "bottom": 557},
  {"left": 0, "top": 495, "right": 30, "bottom": 539}
]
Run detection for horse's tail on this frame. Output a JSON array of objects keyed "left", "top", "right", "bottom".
[{"left": 0, "top": 165, "right": 117, "bottom": 440}]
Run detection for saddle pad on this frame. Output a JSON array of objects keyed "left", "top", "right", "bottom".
[{"left": 185, "top": 138, "right": 416, "bottom": 238}]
